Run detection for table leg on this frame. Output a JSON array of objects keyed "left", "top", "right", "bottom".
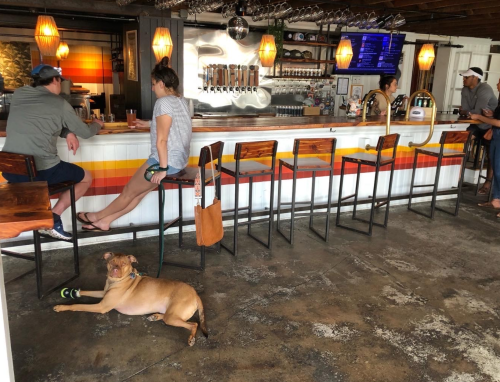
[{"left": 0, "top": 244, "right": 15, "bottom": 381}]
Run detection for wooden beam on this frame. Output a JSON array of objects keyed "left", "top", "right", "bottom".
[
  {"left": 0, "top": 0, "right": 164, "bottom": 17},
  {"left": 421, "top": 0, "right": 487, "bottom": 9},
  {"left": 393, "top": 0, "right": 442, "bottom": 7},
  {"left": 432, "top": 1, "right": 491, "bottom": 13}
]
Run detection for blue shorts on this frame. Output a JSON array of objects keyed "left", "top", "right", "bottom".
[
  {"left": 146, "top": 158, "right": 182, "bottom": 175},
  {"left": 2, "top": 160, "right": 85, "bottom": 185}
]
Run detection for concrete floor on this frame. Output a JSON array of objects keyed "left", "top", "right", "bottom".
[{"left": 3, "top": 192, "right": 500, "bottom": 382}]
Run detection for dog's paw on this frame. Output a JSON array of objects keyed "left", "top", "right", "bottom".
[
  {"left": 147, "top": 313, "right": 163, "bottom": 322},
  {"left": 53, "top": 305, "right": 64, "bottom": 312},
  {"left": 188, "top": 336, "right": 196, "bottom": 347}
]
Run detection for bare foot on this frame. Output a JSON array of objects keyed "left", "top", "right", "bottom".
[
  {"left": 478, "top": 199, "right": 500, "bottom": 208},
  {"left": 478, "top": 181, "right": 491, "bottom": 195}
]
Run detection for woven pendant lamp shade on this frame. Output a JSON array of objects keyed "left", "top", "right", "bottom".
[
  {"left": 56, "top": 41, "right": 69, "bottom": 60},
  {"left": 335, "top": 39, "right": 353, "bottom": 70},
  {"left": 152, "top": 27, "right": 173, "bottom": 62},
  {"left": 258, "top": 35, "right": 277, "bottom": 67},
  {"left": 418, "top": 43, "right": 435, "bottom": 71},
  {"left": 35, "top": 16, "right": 60, "bottom": 56}
]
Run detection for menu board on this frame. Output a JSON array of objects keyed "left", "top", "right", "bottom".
[{"left": 335, "top": 32, "right": 405, "bottom": 75}]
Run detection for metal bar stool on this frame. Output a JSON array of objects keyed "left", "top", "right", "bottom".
[
  {"left": 158, "top": 141, "right": 224, "bottom": 272},
  {"left": 408, "top": 131, "right": 472, "bottom": 219},
  {"left": 336, "top": 133, "right": 400, "bottom": 236},
  {"left": 474, "top": 139, "right": 493, "bottom": 201},
  {"left": 0, "top": 152, "right": 79, "bottom": 299},
  {"left": 219, "top": 140, "right": 278, "bottom": 256},
  {"left": 277, "top": 138, "right": 337, "bottom": 244}
]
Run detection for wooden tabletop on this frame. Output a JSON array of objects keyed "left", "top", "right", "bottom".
[
  {"left": 0, "top": 182, "right": 53, "bottom": 240},
  {"left": 0, "top": 114, "right": 478, "bottom": 137}
]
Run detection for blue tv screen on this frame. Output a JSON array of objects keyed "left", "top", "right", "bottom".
[{"left": 335, "top": 32, "right": 405, "bottom": 75}]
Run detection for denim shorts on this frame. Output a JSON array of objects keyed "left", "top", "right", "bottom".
[
  {"left": 2, "top": 160, "right": 85, "bottom": 185},
  {"left": 146, "top": 157, "right": 182, "bottom": 175}
]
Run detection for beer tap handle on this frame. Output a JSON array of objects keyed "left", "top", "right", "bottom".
[{"left": 254, "top": 65, "right": 259, "bottom": 87}]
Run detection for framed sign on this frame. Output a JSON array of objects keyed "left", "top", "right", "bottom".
[
  {"left": 126, "top": 30, "right": 138, "bottom": 81},
  {"left": 351, "top": 84, "right": 363, "bottom": 101},
  {"left": 336, "top": 77, "right": 349, "bottom": 95}
]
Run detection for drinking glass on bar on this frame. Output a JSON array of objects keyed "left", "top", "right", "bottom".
[{"left": 126, "top": 109, "right": 137, "bottom": 128}]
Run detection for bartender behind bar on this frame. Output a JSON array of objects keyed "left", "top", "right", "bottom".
[{"left": 1, "top": 65, "right": 103, "bottom": 240}]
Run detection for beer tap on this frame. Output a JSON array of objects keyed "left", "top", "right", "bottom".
[
  {"left": 241, "top": 65, "right": 248, "bottom": 93},
  {"left": 236, "top": 64, "right": 242, "bottom": 93},
  {"left": 229, "top": 64, "right": 236, "bottom": 93},
  {"left": 217, "top": 64, "right": 223, "bottom": 93},
  {"left": 253, "top": 65, "right": 259, "bottom": 93},
  {"left": 209, "top": 64, "right": 215, "bottom": 93},
  {"left": 203, "top": 66, "right": 208, "bottom": 92},
  {"left": 223, "top": 64, "right": 228, "bottom": 92}
]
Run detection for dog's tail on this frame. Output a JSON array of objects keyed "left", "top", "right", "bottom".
[{"left": 196, "top": 295, "right": 208, "bottom": 338}]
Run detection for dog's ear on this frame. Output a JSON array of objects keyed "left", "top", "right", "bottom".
[
  {"left": 103, "top": 252, "right": 114, "bottom": 261},
  {"left": 127, "top": 255, "right": 138, "bottom": 264}
]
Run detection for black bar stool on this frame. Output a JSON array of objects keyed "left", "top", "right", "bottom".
[
  {"left": 277, "top": 138, "right": 336, "bottom": 244},
  {"left": 219, "top": 140, "right": 278, "bottom": 256},
  {"left": 408, "top": 131, "right": 472, "bottom": 219},
  {"left": 0, "top": 152, "right": 79, "bottom": 299},
  {"left": 474, "top": 139, "right": 493, "bottom": 200},
  {"left": 158, "top": 141, "right": 224, "bottom": 272},
  {"left": 336, "top": 133, "right": 400, "bottom": 236}
]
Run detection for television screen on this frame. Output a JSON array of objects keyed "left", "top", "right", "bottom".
[{"left": 334, "top": 32, "right": 405, "bottom": 75}]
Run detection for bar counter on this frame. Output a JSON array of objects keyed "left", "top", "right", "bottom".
[{"left": 0, "top": 114, "right": 476, "bottom": 247}]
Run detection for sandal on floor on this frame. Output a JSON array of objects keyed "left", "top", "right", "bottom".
[
  {"left": 77, "top": 212, "right": 93, "bottom": 224},
  {"left": 478, "top": 201, "right": 500, "bottom": 208},
  {"left": 82, "top": 221, "right": 112, "bottom": 233}
]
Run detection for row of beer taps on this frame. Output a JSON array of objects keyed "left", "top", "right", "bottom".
[{"left": 202, "top": 64, "right": 260, "bottom": 93}]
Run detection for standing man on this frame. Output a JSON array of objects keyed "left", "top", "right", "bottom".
[
  {"left": 459, "top": 67, "right": 498, "bottom": 195},
  {"left": 1, "top": 64, "right": 103, "bottom": 240}
]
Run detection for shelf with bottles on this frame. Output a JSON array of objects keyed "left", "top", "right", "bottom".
[
  {"left": 266, "top": 75, "right": 335, "bottom": 80},
  {"left": 283, "top": 41, "right": 338, "bottom": 48},
  {"left": 278, "top": 58, "right": 336, "bottom": 64}
]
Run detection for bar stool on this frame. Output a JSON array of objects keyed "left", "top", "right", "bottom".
[
  {"left": 277, "top": 138, "right": 336, "bottom": 244},
  {"left": 408, "top": 131, "right": 472, "bottom": 219},
  {"left": 158, "top": 141, "right": 224, "bottom": 272},
  {"left": 219, "top": 140, "right": 278, "bottom": 256},
  {"left": 336, "top": 133, "right": 400, "bottom": 236},
  {"left": 474, "top": 139, "right": 493, "bottom": 200},
  {"left": 0, "top": 152, "right": 79, "bottom": 299}
]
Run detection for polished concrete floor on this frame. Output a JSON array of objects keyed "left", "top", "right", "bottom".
[{"left": 3, "top": 192, "right": 500, "bottom": 382}]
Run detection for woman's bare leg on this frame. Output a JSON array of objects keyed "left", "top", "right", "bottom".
[{"left": 82, "top": 162, "right": 156, "bottom": 229}]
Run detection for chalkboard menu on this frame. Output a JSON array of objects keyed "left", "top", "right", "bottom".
[{"left": 335, "top": 32, "right": 406, "bottom": 75}]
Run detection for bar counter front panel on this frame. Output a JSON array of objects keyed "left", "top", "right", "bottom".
[{"left": 0, "top": 116, "right": 472, "bottom": 247}]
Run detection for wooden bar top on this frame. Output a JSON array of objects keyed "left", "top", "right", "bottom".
[
  {"left": 0, "top": 114, "right": 478, "bottom": 137},
  {"left": 0, "top": 181, "right": 53, "bottom": 240}
]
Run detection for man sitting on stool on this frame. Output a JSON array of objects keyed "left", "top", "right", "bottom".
[
  {"left": 1, "top": 64, "right": 103, "bottom": 240},
  {"left": 459, "top": 67, "right": 498, "bottom": 195}
]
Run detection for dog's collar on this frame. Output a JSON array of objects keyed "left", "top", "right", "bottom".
[{"left": 129, "top": 271, "right": 145, "bottom": 279}]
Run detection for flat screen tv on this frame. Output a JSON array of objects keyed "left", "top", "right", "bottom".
[{"left": 334, "top": 32, "right": 405, "bottom": 75}]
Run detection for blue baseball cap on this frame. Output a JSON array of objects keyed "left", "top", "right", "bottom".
[{"left": 31, "top": 64, "right": 66, "bottom": 81}]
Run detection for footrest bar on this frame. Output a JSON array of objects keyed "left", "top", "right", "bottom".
[
  {"left": 341, "top": 193, "right": 356, "bottom": 201},
  {"left": 413, "top": 184, "right": 435, "bottom": 188},
  {"left": 163, "top": 217, "right": 180, "bottom": 231},
  {"left": 248, "top": 232, "right": 270, "bottom": 249},
  {"left": 1, "top": 250, "right": 35, "bottom": 261}
]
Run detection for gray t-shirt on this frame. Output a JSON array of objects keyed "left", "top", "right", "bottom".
[
  {"left": 2, "top": 85, "right": 101, "bottom": 170},
  {"left": 461, "top": 82, "right": 498, "bottom": 130},
  {"left": 149, "top": 95, "right": 192, "bottom": 170}
]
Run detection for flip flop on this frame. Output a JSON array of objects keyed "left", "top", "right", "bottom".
[
  {"left": 81, "top": 221, "right": 111, "bottom": 233},
  {"left": 77, "top": 212, "right": 93, "bottom": 224}
]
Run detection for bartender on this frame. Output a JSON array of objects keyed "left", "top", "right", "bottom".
[{"left": 370, "top": 76, "right": 405, "bottom": 116}]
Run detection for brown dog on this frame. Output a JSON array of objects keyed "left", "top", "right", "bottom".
[{"left": 53, "top": 252, "right": 208, "bottom": 346}]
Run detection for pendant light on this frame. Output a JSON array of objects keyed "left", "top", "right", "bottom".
[
  {"left": 259, "top": 35, "right": 277, "bottom": 67},
  {"left": 336, "top": 38, "right": 353, "bottom": 69},
  {"left": 35, "top": 15, "right": 60, "bottom": 57},
  {"left": 152, "top": 27, "right": 173, "bottom": 62},
  {"left": 418, "top": 43, "right": 435, "bottom": 71},
  {"left": 56, "top": 32, "right": 69, "bottom": 60}
]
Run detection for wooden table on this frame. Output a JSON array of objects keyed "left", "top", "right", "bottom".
[{"left": 0, "top": 182, "right": 53, "bottom": 382}]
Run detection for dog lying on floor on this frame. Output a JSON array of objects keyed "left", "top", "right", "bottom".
[{"left": 53, "top": 252, "right": 208, "bottom": 346}]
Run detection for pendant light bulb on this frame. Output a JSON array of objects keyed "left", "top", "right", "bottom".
[
  {"left": 35, "top": 15, "right": 60, "bottom": 57},
  {"left": 56, "top": 41, "right": 69, "bottom": 60},
  {"left": 336, "top": 38, "right": 353, "bottom": 70},
  {"left": 152, "top": 27, "right": 173, "bottom": 62},
  {"left": 418, "top": 43, "right": 435, "bottom": 71},
  {"left": 258, "top": 34, "right": 277, "bottom": 67}
]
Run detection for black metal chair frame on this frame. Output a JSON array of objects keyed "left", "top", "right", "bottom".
[
  {"left": 277, "top": 138, "right": 337, "bottom": 245},
  {"left": 408, "top": 131, "right": 472, "bottom": 219},
  {"left": 219, "top": 141, "right": 278, "bottom": 256},
  {"left": 0, "top": 154, "right": 79, "bottom": 299},
  {"left": 158, "top": 142, "right": 224, "bottom": 271},
  {"left": 336, "top": 134, "right": 400, "bottom": 236},
  {"left": 474, "top": 139, "right": 493, "bottom": 201}
]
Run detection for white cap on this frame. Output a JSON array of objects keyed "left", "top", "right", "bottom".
[{"left": 460, "top": 68, "right": 483, "bottom": 79}]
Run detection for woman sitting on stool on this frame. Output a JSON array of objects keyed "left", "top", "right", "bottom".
[
  {"left": 78, "top": 56, "right": 192, "bottom": 231},
  {"left": 470, "top": 77, "right": 500, "bottom": 217}
]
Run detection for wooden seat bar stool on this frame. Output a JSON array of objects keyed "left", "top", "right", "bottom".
[
  {"left": 219, "top": 140, "right": 278, "bottom": 256},
  {"left": 474, "top": 139, "right": 493, "bottom": 201},
  {"left": 0, "top": 152, "right": 79, "bottom": 299},
  {"left": 336, "top": 133, "right": 400, "bottom": 236},
  {"left": 408, "top": 131, "right": 472, "bottom": 219},
  {"left": 277, "top": 138, "right": 337, "bottom": 244},
  {"left": 158, "top": 141, "right": 224, "bottom": 272}
]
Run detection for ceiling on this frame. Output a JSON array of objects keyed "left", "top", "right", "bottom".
[{"left": 0, "top": 0, "right": 498, "bottom": 41}]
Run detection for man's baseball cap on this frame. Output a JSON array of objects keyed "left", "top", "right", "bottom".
[
  {"left": 31, "top": 64, "right": 66, "bottom": 81},
  {"left": 460, "top": 67, "right": 483, "bottom": 79}
]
